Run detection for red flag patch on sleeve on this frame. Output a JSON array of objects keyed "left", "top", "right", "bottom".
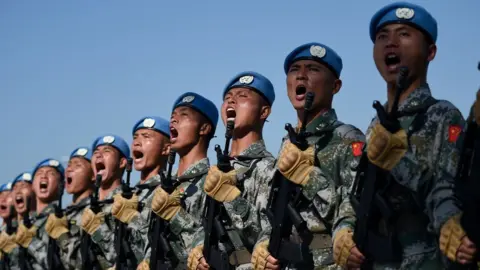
[
  {"left": 448, "top": 125, "right": 462, "bottom": 143},
  {"left": 351, "top": 142, "right": 364, "bottom": 157}
]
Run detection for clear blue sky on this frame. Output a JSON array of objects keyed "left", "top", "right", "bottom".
[{"left": 1, "top": 0, "right": 479, "bottom": 206}]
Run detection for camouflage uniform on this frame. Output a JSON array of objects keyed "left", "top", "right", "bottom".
[
  {"left": 128, "top": 174, "right": 163, "bottom": 261},
  {"left": 147, "top": 158, "right": 210, "bottom": 269},
  {"left": 1, "top": 220, "right": 20, "bottom": 270},
  {"left": 365, "top": 85, "right": 464, "bottom": 270},
  {"left": 258, "top": 109, "right": 365, "bottom": 270},
  {"left": 89, "top": 185, "right": 146, "bottom": 268},
  {"left": 192, "top": 140, "right": 276, "bottom": 270}
]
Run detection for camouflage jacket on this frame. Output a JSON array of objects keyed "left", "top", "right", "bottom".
[
  {"left": 365, "top": 85, "right": 464, "bottom": 270},
  {"left": 1, "top": 220, "right": 20, "bottom": 270},
  {"left": 192, "top": 140, "right": 276, "bottom": 270},
  {"left": 259, "top": 109, "right": 365, "bottom": 269}
]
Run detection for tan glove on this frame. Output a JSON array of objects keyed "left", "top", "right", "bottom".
[
  {"left": 204, "top": 166, "right": 240, "bottom": 202},
  {"left": 367, "top": 122, "right": 408, "bottom": 171},
  {"left": 0, "top": 231, "right": 18, "bottom": 253},
  {"left": 474, "top": 90, "right": 480, "bottom": 125},
  {"left": 151, "top": 187, "right": 181, "bottom": 221},
  {"left": 45, "top": 214, "right": 69, "bottom": 239},
  {"left": 333, "top": 228, "right": 356, "bottom": 267},
  {"left": 251, "top": 240, "right": 271, "bottom": 270},
  {"left": 439, "top": 213, "right": 467, "bottom": 262},
  {"left": 15, "top": 224, "right": 37, "bottom": 248},
  {"left": 112, "top": 194, "right": 140, "bottom": 224},
  {"left": 81, "top": 208, "right": 105, "bottom": 235},
  {"left": 277, "top": 141, "right": 315, "bottom": 186},
  {"left": 187, "top": 245, "right": 204, "bottom": 270},
  {"left": 137, "top": 260, "right": 150, "bottom": 270}
]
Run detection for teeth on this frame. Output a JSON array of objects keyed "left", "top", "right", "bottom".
[
  {"left": 40, "top": 181, "right": 47, "bottom": 185},
  {"left": 227, "top": 117, "right": 235, "bottom": 122},
  {"left": 16, "top": 196, "right": 21, "bottom": 200},
  {"left": 227, "top": 108, "right": 235, "bottom": 112}
]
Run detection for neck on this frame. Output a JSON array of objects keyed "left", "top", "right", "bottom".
[
  {"left": 35, "top": 199, "right": 49, "bottom": 214},
  {"left": 230, "top": 129, "right": 262, "bottom": 157},
  {"left": 387, "top": 76, "right": 425, "bottom": 112},
  {"left": 140, "top": 161, "right": 165, "bottom": 184},
  {"left": 297, "top": 106, "right": 330, "bottom": 128},
  {"left": 99, "top": 177, "right": 121, "bottom": 200},
  {"left": 73, "top": 189, "right": 93, "bottom": 205},
  {"left": 177, "top": 144, "right": 207, "bottom": 177}
]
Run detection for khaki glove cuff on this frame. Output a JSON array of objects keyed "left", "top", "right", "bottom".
[
  {"left": 333, "top": 228, "right": 356, "bottom": 267},
  {"left": 81, "top": 209, "right": 105, "bottom": 235},
  {"left": 367, "top": 124, "right": 408, "bottom": 171},
  {"left": 0, "top": 232, "right": 18, "bottom": 253},
  {"left": 187, "top": 245, "right": 204, "bottom": 270},
  {"left": 112, "top": 194, "right": 140, "bottom": 224},
  {"left": 213, "top": 185, "right": 241, "bottom": 202},
  {"left": 251, "top": 240, "right": 270, "bottom": 270},
  {"left": 136, "top": 260, "right": 150, "bottom": 270},
  {"left": 15, "top": 224, "right": 36, "bottom": 248},
  {"left": 46, "top": 214, "right": 69, "bottom": 239},
  {"left": 439, "top": 213, "right": 466, "bottom": 262}
]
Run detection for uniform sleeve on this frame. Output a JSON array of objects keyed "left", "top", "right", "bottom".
[
  {"left": 90, "top": 216, "right": 117, "bottom": 264},
  {"left": 127, "top": 209, "right": 149, "bottom": 262},
  {"left": 56, "top": 225, "right": 82, "bottom": 270},
  {"left": 390, "top": 108, "right": 464, "bottom": 232},
  {"left": 27, "top": 234, "right": 48, "bottom": 269}
]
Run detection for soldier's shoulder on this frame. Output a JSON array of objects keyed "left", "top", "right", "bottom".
[
  {"left": 333, "top": 122, "right": 366, "bottom": 142},
  {"left": 428, "top": 99, "right": 465, "bottom": 123}
]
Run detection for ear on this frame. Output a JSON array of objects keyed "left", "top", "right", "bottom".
[
  {"left": 260, "top": 105, "right": 271, "bottom": 122},
  {"left": 332, "top": 78, "right": 342, "bottom": 95},
  {"left": 427, "top": 43, "right": 437, "bottom": 62},
  {"left": 161, "top": 141, "right": 171, "bottom": 156},
  {"left": 119, "top": 157, "right": 127, "bottom": 170},
  {"left": 199, "top": 122, "right": 212, "bottom": 136}
]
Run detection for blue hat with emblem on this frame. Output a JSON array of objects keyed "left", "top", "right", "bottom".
[
  {"left": 172, "top": 92, "right": 219, "bottom": 133},
  {"left": 223, "top": 71, "right": 276, "bottom": 106},
  {"left": 32, "top": 158, "right": 65, "bottom": 179},
  {"left": 12, "top": 172, "right": 32, "bottom": 187},
  {"left": 369, "top": 2, "right": 437, "bottom": 43},
  {"left": 70, "top": 147, "right": 92, "bottom": 162},
  {"left": 284, "top": 42, "right": 343, "bottom": 78},
  {"left": 0, "top": 182, "right": 13, "bottom": 192},
  {"left": 92, "top": 134, "right": 130, "bottom": 158},
  {"left": 132, "top": 116, "right": 170, "bottom": 137}
]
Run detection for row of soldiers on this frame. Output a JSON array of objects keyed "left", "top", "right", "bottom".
[{"left": 1, "top": 1, "right": 479, "bottom": 269}]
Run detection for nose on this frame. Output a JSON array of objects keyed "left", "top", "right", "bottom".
[{"left": 296, "top": 66, "right": 307, "bottom": 81}]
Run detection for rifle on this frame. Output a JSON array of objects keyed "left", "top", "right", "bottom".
[
  {"left": 149, "top": 150, "right": 179, "bottom": 270},
  {"left": 115, "top": 158, "right": 135, "bottom": 270},
  {"left": 351, "top": 67, "right": 409, "bottom": 267},
  {"left": 47, "top": 184, "right": 65, "bottom": 270},
  {"left": 19, "top": 197, "right": 33, "bottom": 270},
  {"left": 80, "top": 174, "right": 103, "bottom": 270},
  {"left": 202, "top": 119, "right": 235, "bottom": 270},
  {"left": 265, "top": 92, "right": 315, "bottom": 267},
  {"left": 454, "top": 62, "right": 480, "bottom": 269}
]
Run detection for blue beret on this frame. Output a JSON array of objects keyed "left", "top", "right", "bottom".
[
  {"left": 0, "top": 182, "right": 13, "bottom": 192},
  {"left": 70, "top": 147, "right": 92, "bottom": 162},
  {"left": 172, "top": 92, "right": 219, "bottom": 133},
  {"left": 284, "top": 42, "right": 343, "bottom": 77},
  {"left": 92, "top": 134, "right": 130, "bottom": 158},
  {"left": 132, "top": 116, "right": 170, "bottom": 137},
  {"left": 32, "top": 158, "right": 65, "bottom": 179},
  {"left": 370, "top": 2, "right": 437, "bottom": 43},
  {"left": 12, "top": 172, "right": 32, "bottom": 187},
  {"left": 223, "top": 71, "right": 275, "bottom": 106}
]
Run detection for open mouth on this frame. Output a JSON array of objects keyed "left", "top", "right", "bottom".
[
  {"left": 384, "top": 53, "right": 401, "bottom": 72},
  {"left": 40, "top": 181, "right": 48, "bottom": 193},
  {"left": 66, "top": 176, "right": 73, "bottom": 185},
  {"left": 132, "top": 150, "right": 144, "bottom": 163},
  {"left": 0, "top": 204, "right": 6, "bottom": 211},
  {"left": 295, "top": 85, "right": 307, "bottom": 101},
  {"left": 15, "top": 195, "right": 24, "bottom": 207},
  {"left": 226, "top": 107, "right": 236, "bottom": 121},
  {"left": 170, "top": 127, "right": 178, "bottom": 141},
  {"left": 95, "top": 162, "right": 106, "bottom": 176}
]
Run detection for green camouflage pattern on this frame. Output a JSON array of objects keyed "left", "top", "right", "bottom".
[
  {"left": 0, "top": 220, "right": 20, "bottom": 270},
  {"left": 366, "top": 85, "right": 464, "bottom": 269},
  {"left": 192, "top": 140, "right": 276, "bottom": 270},
  {"left": 258, "top": 109, "right": 365, "bottom": 269}
]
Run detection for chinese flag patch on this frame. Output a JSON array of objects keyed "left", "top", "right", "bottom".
[
  {"left": 351, "top": 142, "right": 364, "bottom": 157},
  {"left": 448, "top": 125, "right": 462, "bottom": 143}
]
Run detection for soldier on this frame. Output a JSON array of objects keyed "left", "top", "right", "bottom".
[
  {"left": 148, "top": 92, "right": 218, "bottom": 270},
  {"left": 349, "top": 2, "right": 475, "bottom": 269},
  {"left": 0, "top": 182, "right": 19, "bottom": 270},
  {"left": 187, "top": 71, "right": 277, "bottom": 270},
  {"left": 251, "top": 42, "right": 365, "bottom": 269},
  {"left": 125, "top": 116, "right": 171, "bottom": 269},
  {"left": 15, "top": 158, "right": 65, "bottom": 269},
  {"left": 44, "top": 147, "right": 95, "bottom": 269},
  {"left": 79, "top": 134, "right": 141, "bottom": 268}
]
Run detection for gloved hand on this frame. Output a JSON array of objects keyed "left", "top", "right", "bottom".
[
  {"left": 45, "top": 213, "right": 69, "bottom": 239},
  {"left": 0, "top": 231, "right": 18, "bottom": 253},
  {"left": 333, "top": 228, "right": 365, "bottom": 269},
  {"left": 112, "top": 194, "right": 140, "bottom": 224},
  {"left": 15, "top": 223, "right": 37, "bottom": 248},
  {"left": 136, "top": 260, "right": 149, "bottom": 270},
  {"left": 367, "top": 122, "right": 408, "bottom": 171},
  {"left": 251, "top": 240, "right": 279, "bottom": 270},
  {"left": 151, "top": 187, "right": 181, "bottom": 221},
  {"left": 277, "top": 141, "right": 315, "bottom": 186},
  {"left": 440, "top": 213, "right": 477, "bottom": 264},
  {"left": 81, "top": 208, "right": 105, "bottom": 235},
  {"left": 187, "top": 245, "right": 208, "bottom": 270},
  {"left": 204, "top": 166, "right": 240, "bottom": 202}
]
